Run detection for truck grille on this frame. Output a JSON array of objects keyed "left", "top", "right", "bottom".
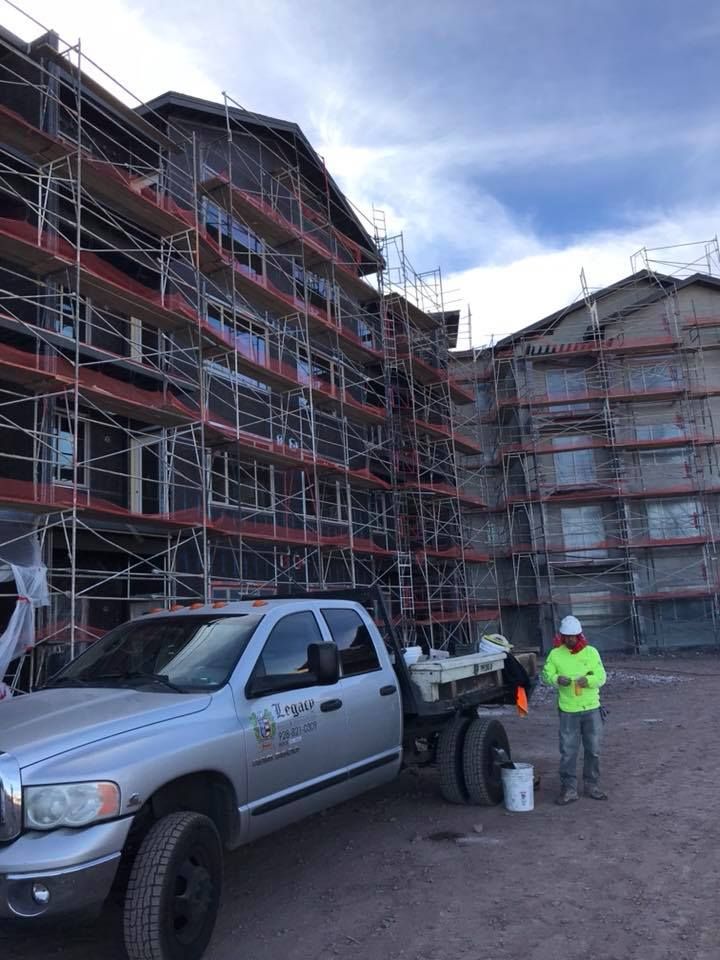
[{"left": 0, "top": 753, "right": 21, "bottom": 841}]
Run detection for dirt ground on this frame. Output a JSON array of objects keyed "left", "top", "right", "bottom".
[{"left": 3, "top": 655, "right": 720, "bottom": 960}]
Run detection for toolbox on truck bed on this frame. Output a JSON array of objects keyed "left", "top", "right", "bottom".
[{"left": 409, "top": 650, "right": 507, "bottom": 702}]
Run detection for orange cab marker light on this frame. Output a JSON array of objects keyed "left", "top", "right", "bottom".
[
  {"left": 189, "top": 602, "right": 204, "bottom": 609},
  {"left": 147, "top": 608, "right": 163, "bottom": 614},
  {"left": 212, "top": 601, "right": 228, "bottom": 608},
  {"left": 97, "top": 783, "right": 120, "bottom": 817},
  {"left": 169, "top": 604, "right": 185, "bottom": 612},
  {"left": 252, "top": 599, "right": 268, "bottom": 607}
]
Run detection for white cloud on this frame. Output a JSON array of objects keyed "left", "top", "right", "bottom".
[
  {"left": 450, "top": 208, "right": 720, "bottom": 346},
  {"left": 319, "top": 129, "right": 720, "bottom": 349},
  {"left": 1, "top": 0, "right": 219, "bottom": 105},
  {"left": 320, "top": 137, "right": 538, "bottom": 271}
]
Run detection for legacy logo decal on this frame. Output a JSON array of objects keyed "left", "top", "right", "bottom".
[{"left": 251, "top": 709, "right": 276, "bottom": 747}]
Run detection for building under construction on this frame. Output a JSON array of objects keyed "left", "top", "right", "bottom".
[
  {"left": 1, "top": 20, "right": 715, "bottom": 688},
  {"left": 0, "top": 26, "right": 493, "bottom": 690},
  {"left": 455, "top": 254, "right": 720, "bottom": 652}
]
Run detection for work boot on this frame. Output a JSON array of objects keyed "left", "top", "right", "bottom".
[
  {"left": 555, "top": 787, "right": 579, "bottom": 805},
  {"left": 584, "top": 785, "right": 608, "bottom": 800}
]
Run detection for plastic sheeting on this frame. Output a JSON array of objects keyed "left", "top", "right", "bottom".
[{"left": 0, "top": 510, "right": 50, "bottom": 698}]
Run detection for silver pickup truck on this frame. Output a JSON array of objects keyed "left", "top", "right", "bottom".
[{"left": 0, "top": 590, "right": 525, "bottom": 960}]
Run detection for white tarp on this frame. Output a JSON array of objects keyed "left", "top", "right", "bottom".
[{"left": 0, "top": 511, "right": 50, "bottom": 698}]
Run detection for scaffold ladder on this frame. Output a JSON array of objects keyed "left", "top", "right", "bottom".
[{"left": 397, "top": 551, "right": 415, "bottom": 622}]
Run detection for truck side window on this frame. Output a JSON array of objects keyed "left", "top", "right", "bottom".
[
  {"left": 254, "top": 611, "right": 324, "bottom": 680},
  {"left": 322, "top": 608, "right": 380, "bottom": 677}
]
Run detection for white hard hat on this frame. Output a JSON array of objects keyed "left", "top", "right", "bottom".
[{"left": 559, "top": 615, "right": 582, "bottom": 635}]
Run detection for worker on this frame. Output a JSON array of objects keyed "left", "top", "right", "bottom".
[{"left": 541, "top": 615, "right": 607, "bottom": 805}]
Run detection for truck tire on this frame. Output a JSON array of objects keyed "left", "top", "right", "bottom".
[
  {"left": 437, "top": 714, "right": 472, "bottom": 804},
  {"left": 462, "top": 718, "right": 510, "bottom": 805},
  {"left": 123, "top": 811, "right": 223, "bottom": 960}
]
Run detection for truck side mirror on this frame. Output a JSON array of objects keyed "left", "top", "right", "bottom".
[{"left": 307, "top": 642, "right": 339, "bottom": 685}]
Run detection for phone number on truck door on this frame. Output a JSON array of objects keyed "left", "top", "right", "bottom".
[{"left": 278, "top": 719, "right": 318, "bottom": 744}]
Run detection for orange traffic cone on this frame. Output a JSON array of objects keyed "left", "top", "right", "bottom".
[{"left": 516, "top": 686, "right": 528, "bottom": 718}]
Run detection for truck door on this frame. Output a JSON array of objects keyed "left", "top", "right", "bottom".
[
  {"left": 240, "top": 610, "right": 346, "bottom": 837},
  {"left": 319, "top": 606, "right": 402, "bottom": 775}
]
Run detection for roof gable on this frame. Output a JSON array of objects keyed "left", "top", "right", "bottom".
[{"left": 137, "top": 91, "right": 377, "bottom": 260}]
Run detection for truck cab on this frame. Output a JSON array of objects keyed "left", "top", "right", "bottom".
[
  {"left": 0, "top": 590, "right": 525, "bottom": 960},
  {"left": 0, "top": 597, "right": 403, "bottom": 960}
]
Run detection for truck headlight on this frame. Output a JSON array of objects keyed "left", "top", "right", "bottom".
[{"left": 24, "top": 782, "right": 121, "bottom": 830}]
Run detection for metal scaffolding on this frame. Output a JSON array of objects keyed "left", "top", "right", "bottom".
[
  {"left": 0, "top": 14, "right": 496, "bottom": 691},
  {"left": 461, "top": 243, "right": 720, "bottom": 651}
]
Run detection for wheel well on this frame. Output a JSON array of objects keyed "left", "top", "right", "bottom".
[
  {"left": 112, "top": 772, "right": 238, "bottom": 900},
  {"left": 147, "top": 772, "right": 240, "bottom": 848}
]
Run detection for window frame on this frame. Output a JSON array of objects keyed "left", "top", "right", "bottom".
[
  {"left": 205, "top": 356, "right": 271, "bottom": 395},
  {"left": 293, "top": 261, "right": 329, "bottom": 307},
  {"left": 660, "top": 597, "right": 712, "bottom": 622},
  {"left": 129, "top": 431, "right": 167, "bottom": 514},
  {"left": 545, "top": 368, "right": 589, "bottom": 403},
  {"left": 628, "top": 360, "right": 679, "bottom": 393},
  {"left": 235, "top": 318, "right": 268, "bottom": 368},
  {"left": 371, "top": 492, "right": 390, "bottom": 535},
  {"left": 368, "top": 424, "right": 385, "bottom": 449},
  {"left": 559, "top": 504, "right": 607, "bottom": 554},
  {"left": 296, "top": 347, "right": 342, "bottom": 392},
  {"left": 357, "top": 315, "right": 373, "bottom": 345},
  {"left": 646, "top": 499, "right": 700, "bottom": 540},
  {"left": 552, "top": 436, "right": 597, "bottom": 487},
  {"left": 204, "top": 199, "right": 264, "bottom": 275},
  {"left": 207, "top": 300, "right": 268, "bottom": 360},
  {"left": 246, "top": 609, "right": 328, "bottom": 697},
  {"left": 635, "top": 422, "right": 684, "bottom": 442},
  {"left": 129, "top": 315, "right": 144, "bottom": 361},
  {"left": 321, "top": 606, "right": 382, "bottom": 678},
  {"left": 238, "top": 462, "right": 273, "bottom": 513},
  {"left": 209, "top": 450, "right": 239, "bottom": 507},
  {"left": 55, "top": 286, "right": 89, "bottom": 344},
  {"left": 51, "top": 414, "right": 89, "bottom": 487},
  {"left": 545, "top": 367, "right": 590, "bottom": 413},
  {"left": 567, "top": 591, "right": 614, "bottom": 620},
  {"left": 319, "top": 479, "right": 348, "bottom": 524},
  {"left": 638, "top": 448, "right": 688, "bottom": 469}
]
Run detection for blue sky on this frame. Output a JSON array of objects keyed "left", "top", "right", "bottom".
[{"left": 5, "top": 0, "right": 720, "bottom": 342}]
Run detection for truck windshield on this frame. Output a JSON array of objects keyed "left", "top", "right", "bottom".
[{"left": 47, "top": 615, "right": 264, "bottom": 693}]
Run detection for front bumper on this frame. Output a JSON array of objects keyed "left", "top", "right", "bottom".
[
  {"left": 0, "top": 853, "right": 120, "bottom": 919},
  {"left": 0, "top": 816, "right": 133, "bottom": 920}
]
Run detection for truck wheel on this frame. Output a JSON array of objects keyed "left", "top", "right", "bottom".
[
  {"left": 437, "top": 714, "right": 472, "bottom": 804},
  {"left": 462, "top": 718, "right": 510, "bottom": 805},
  {"left": 123, "top": 811, "right": 222, "bottom": 960}
]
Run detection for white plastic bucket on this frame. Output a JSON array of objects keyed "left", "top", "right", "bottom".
[{"left": 501, "top": 762, "right": 534, "bottom": 812}]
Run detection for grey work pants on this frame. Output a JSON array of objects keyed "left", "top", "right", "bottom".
[{"left": 559, "top": 708, "right": 602, "bottom": 790}]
